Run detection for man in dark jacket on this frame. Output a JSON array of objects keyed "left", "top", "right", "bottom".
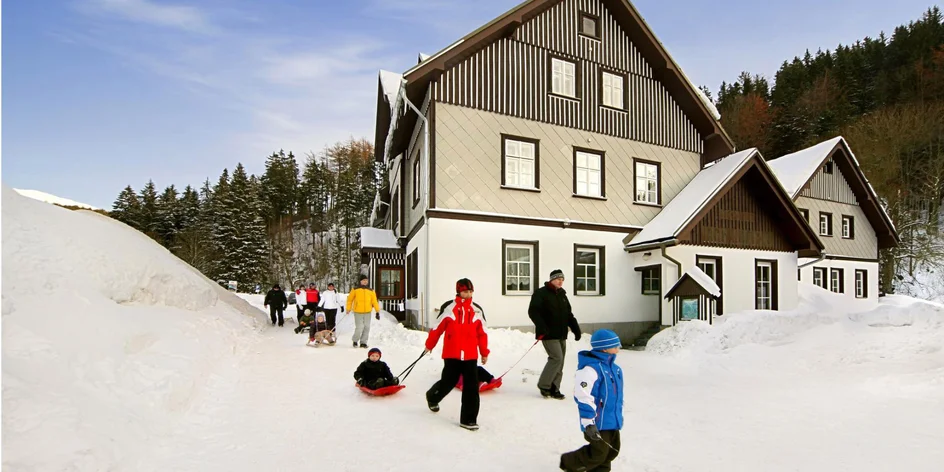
[
  {"left": 528, "top": 269, "right": 581, "bottom": 399},
  {"left": 264, "top": 284, "right": 288, "bottom": 327}
]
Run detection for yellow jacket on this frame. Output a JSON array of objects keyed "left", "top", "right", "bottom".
[{"left": 346, "top": 286, "right": 381, "bottom": 314}]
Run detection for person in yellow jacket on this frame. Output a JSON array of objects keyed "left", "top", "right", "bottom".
[{"left": 346, "top": 274, "right": 381, "bottom": 348}]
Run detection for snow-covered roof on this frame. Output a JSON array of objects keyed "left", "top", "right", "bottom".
[
  {"left": 418, "top": 52, "right": 430, "bottom": 63},
  {"left": 666, "top": 266, "right": 721, "bottom": 298},
  {"left": 360, "top": 227, "right": 399, "bottom": 249},
  {"left": 14, "top": 188, "right": 99, "bottom": 210},
  {"left": 767, "top": 137, "right": 843, "bottom": 198},
  {"left": 626, "top": 149, "right": 758, "bottom": 249},
  {"left": 379, "top": 70, "right": 403, "bottom": 111}
]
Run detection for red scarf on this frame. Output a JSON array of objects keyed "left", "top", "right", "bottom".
[{"left": 452, "top": 296, "right": 474, "bottom": 324}]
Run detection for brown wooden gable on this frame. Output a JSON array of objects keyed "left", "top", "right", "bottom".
[
  {"left": 390, "top": 0, "right": 735, "bottom": 163},
  {"left": 678, "top": 158, "right": 824, "bottom": 257},
  {"left": 793, "top": 140, "right": 900, "bottom": 249},
  {"left": 664, "top": 273, "right": 718, "bottom": 300}
]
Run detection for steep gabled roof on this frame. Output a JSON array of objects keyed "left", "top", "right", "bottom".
[
  {"left": 664, "top": 266, "right": 721, "bottom": 300},
  {"left": 386, "top": 0, "right": 734, "bottom": 163},
  {"left": 626, "top": 148, "right": 824, "bottom": 257},
  {"left": 767, "top": 137, "right": 900, "bottom": 249}
]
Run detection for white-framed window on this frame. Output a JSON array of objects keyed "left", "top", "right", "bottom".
[
  {"left": 575, "top": 246, "right": 603, "bottom": 295},
  {"left": 502, "top": 136, "right": 537, "bottom": 190},
  {"left": 755, "top": 261, "right": 773, "bottom": 310},
  {"left": 641, "top": 267, "right": 660, "bottom": 295},
  {"left": 574, "top": 150, "right": 603, "bottom": 197},
  {"left": 551, "top": 58, "right": 576, "bottom": 98},
  {"left": 634, "top": 160, "right": 660, "bottom": 204},
  {"left": 812, "top": 267, "right": 826, "bottom": 289},
  {"left": 855, "top": 270, "right": 867, "bottom": 298},
  {"left": 830, "top": 268, "right": 844, "bottom": 293},
  {"left": 842, "top": 215, "right": 854, "bottom": 239},
  {"left": 503, "top": 241, "right": 536, "bottom": 295},
  {"left": 819, "top": 212, "right": 833, "bottom": 236},
  {"left": 602, "top": 71, "right": 624, "bottom": 109}
]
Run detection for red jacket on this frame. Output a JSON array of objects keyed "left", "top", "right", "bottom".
[
  {"left": 306, "top": 289, "right": 320, "bottom": 304},
  {"left": 425, "top": 297, "right": 489, "bottom": 361}
]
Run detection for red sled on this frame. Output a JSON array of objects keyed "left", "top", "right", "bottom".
[
  {"left": 356, "top": 383, "right": 406, "bottom": 396},
  {"left": 456, "top": 377, "right": 503, "bottom": 392}
]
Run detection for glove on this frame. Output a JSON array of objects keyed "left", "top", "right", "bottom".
[
  {"left": 537, "top": 334, "right": 545, "bottom": 341},
  {"left": 574, "top": 331, "right": 582, "bottom": 341},
  {"left": 583, "top": 424, "right": 602, "bottom": 442},
  {"left": 375, "top": 313, "right": 380, "bottom": 320}
]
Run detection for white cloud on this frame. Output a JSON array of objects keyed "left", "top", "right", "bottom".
[{"left": 81, "top": 0, "right": 213, "bottom": 33}]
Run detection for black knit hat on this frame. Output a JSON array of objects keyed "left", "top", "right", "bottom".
[
  {"left": 359, "top": 274, "right": 369, "bottom": 282},
  {"left": 549, "top": 269, "right": 565, "bottom": 282},
  {"left": 456, "top": 278, "right": 474, "bottom": 293},
  {"left": 368, "top": 347, "right": 382, "bottom": 358}
]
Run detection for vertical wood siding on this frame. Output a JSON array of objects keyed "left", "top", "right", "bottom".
[
  {"left": 429, "top": 0, "right": 702, "bottom": 154},
  {"left": 799, "top": 158, "right": 858, "bottom": 204},
  {"left": 685, "top": 179, "right": 794, "bottom": 252}
]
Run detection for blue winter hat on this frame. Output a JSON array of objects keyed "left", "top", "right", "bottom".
[{"left": 590, "top": 329, "right": 621, "bottom": 351}]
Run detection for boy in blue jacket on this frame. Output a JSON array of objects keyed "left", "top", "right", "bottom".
[{"left": 560, "top": 329, "right": 623, "bottom": 472}]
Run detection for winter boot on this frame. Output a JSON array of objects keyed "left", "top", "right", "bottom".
[
  {"left": 360, "top": 343, "right": 368, "bottom": 349},
  {"left": 539, "top": 387, "right": 554, "bottom": 398},
  {"left": 550, "top": 387, "right": 567, "bottom": 400},
  {"left": 459, "top": 423, "right": 479, "bottom": 431}
]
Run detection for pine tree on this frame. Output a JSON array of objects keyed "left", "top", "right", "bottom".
[
  {"left": 155, "top": 185, "right": 180, "bottom": 248},
  {"left": 111, "top": 185, "right": 142, "bottom": 229},
  {"left": 137, "top": 180, "right": 161, "bottom": 240}
]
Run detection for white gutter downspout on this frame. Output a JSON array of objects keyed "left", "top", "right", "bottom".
[{"left": 400, "top": 85, "right": 431, "bottom": 330}]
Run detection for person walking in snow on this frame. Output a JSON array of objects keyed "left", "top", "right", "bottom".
[
  {"left": 559, "top": 330, "right": 624, "bottom": 472},
  {"left": 318, "top": 282, "right": 343, "bottom": 331},
  {"left": 305, "top": 283, "right": 320, "bottom": 314},
  {"left": 295, "top": 284, "right": 307, "bottom": 321},
  {"left": 424, "top": 278, "right": 489, "bottom": 431},
  {"left": 346, "top": 275, "right": 381, "bottom": 348},
  {"left": 529, "top": 269, "right": 582, "bottom": 399},
  {"left": 264, "top": 283, "right": 288, "bottom": 327}
]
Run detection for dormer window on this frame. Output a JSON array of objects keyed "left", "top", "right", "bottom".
[{"left": 579, "top": 12, "right": 600, "bottom": 40}]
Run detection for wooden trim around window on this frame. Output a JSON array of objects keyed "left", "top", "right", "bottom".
[
  {"left": 830, "top": 267, "right": 845, "bottom": 294},
  {"left": 548, "top": 54, "right": 580, "bottom": 100},
  {"left": 577, "top": 11, "right": 601, "bottom": 40},
  {"left": 573, "top": 244, "right": 606, "bottom": 296},
  {"left": 819, "top": 211, "right": 833, "bottom": 237},
  {"left": 500, "top": 134, "right": 541, "bottom": 190},
  {"left": 572, "top": 146, "right": 606, "bottom": 198},
  {"left": 632, "top": 157, "right": 662, "bottom": 206},
  {"left": 598, "top": 68, "right": 628, "bottom": 111},
  {"left": 754, "top": 259, "right": 779, "bottom": 310},
  {"left": 412, "top": 156, "right": 421, "bottom": 209},
  {"left": 640, "top": 265, "right": 660, "bottom": 295},
  {"left": 376, "top": 265, "right": 404, "bottom": 300},
  {"left": 855, "top": 269, "right": 868, "bottom": 298},
  {"left": 502, "top": 239, "right": 540, "bottom": 296},
  {"left": 812, "top": 267, "right": 827, "bottom": 289},
  {"left": 841, "top": 214, "right": 855, "bottom": 239}
]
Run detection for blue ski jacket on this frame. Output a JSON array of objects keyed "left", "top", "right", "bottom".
[{"left": 573, "top": 350, "right": 624, "bottom": 432}]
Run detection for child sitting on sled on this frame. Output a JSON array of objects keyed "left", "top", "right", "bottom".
[
  {"left": 308, "top": 313, "right": 336, "bottom": 346},
  {"left": 294, "top": 309, "right": 315, "bottom": 334},
  {"left": 354, "top": 348, "right": 399, "bottom": 390}
]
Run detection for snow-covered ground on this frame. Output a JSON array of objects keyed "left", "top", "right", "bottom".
[
  {"left": 13, "top": 188, "right": 100, "bottom": 210},
  {"left": 3, "top": 184, "right": 944, "bottom": 471}
]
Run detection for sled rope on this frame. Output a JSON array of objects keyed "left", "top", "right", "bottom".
[
  {"left": 396, "top": 350, "right": 427, "bottom": 383},
  {"left": 329, "top": 311, "right": 351, "bottom": 334},
  {"left": 496, "top": 339, "right": 541, "bottom": 380},
  {"left": 601, "top": 437, "right": 619, "bottom": 453}
]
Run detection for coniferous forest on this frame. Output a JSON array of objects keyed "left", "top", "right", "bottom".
[
  {"left": 712, "top": 7, "right": 944, "bottom": 296},
  {"left": 109, "top": 8, "right": 944, "bottom": 297}
]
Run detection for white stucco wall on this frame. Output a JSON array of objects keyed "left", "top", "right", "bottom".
[
  {"left": 636, "top": 245, "right": 799, "bottom": 326},
  {"left": 424, "top": 217, "right": 656, "bottom": 329},
  {"left": 404, "top": 224, "right": 429, "bottom": 325},
  {"left": 798, "top": 258, "right": 879, "bottom": 312}
]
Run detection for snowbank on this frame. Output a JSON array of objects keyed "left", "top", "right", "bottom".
[
  {"left": 1, "top": 185, "right": 264, "bottom": 471},
  {"left": 13, "top": 187, "right": 100, "bottom": 210}
]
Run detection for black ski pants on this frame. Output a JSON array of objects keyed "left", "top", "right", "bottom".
[
  {"left": 269, "top": 306, "right": 284, "bottom": 325},
  {"left": 426, "top": 359, "right": 480, "bottom": 425},
  {"left": 560, "top": 430, "right": 620, "bottom": 472},
  {"left": 323, "top": 309, "right": 338, "bottom": 330}
]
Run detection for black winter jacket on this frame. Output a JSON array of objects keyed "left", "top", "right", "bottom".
[
  {"left": 264, "top": 289, "right": 288, "bottom": 309},
  {"left": 528, "top": 283, "right": 581, "bottom": 341},
  {"left": 354, "top": 359, "right": 395, "bottom": 386}
]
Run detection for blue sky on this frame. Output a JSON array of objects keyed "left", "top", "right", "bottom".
[{"left": 2, "top": 0, "right": 936, "bottom": 209}]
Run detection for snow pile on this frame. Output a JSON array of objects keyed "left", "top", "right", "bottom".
[
  {"left": 14, "top": 187, "right": 100, "bottom": 210},
  {"left": 1, "top": 185, "right": 263, "bottom": 471}
]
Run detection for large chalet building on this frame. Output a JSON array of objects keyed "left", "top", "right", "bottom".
[{"left": 363, "top": 0, "right": 899, "bottom": 342}]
